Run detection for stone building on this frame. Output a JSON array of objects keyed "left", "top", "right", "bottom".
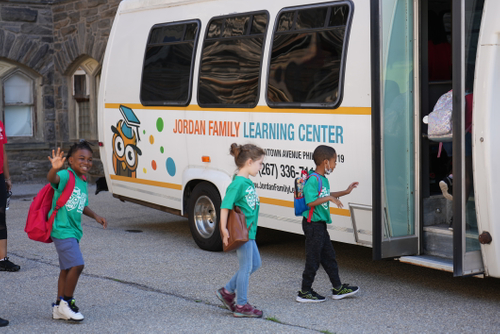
[{"left": 0, "top": 0, "right": 122, "bottom": 182}]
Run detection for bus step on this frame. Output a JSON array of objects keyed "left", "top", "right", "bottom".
[
  {"left": 397, "top": 255, "right": 453, "bottom": 272},
  {"left": 423, "top": 225, "right": 453, "bottom": 259}
]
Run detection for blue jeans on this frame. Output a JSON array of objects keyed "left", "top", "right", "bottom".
[{"left": 225, "top": 240, "right": 261, "bottom": 306}]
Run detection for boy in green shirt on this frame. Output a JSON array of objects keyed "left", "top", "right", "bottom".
[
  {"left": 47, "top": 142, "right": 107, "bottom": 321},
  {"left": 296, "top": 145, "right": 360, "bottom": 303}
]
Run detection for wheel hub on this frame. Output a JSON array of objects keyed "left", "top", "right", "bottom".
[{"left": 193, "top": 195, "right": 216, "bottom": 238}]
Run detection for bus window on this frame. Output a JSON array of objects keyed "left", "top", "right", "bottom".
[
  {"left": 267, "top": 2, "right": 352, "bottom": 108},
  {"left": 198, "top": 12, "right": 269, "bottom": 107},
  {"left": 140, "top": 21, "right": 200, "bottom": 106}
]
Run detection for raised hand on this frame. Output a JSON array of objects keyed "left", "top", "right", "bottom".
[
  {"left": 48, "top": 148, "right": 66, "bottom": 170},
  {"left": 346, "top": 182, "right": 359, "bottom": 194}
]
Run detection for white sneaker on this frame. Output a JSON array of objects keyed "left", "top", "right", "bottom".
[
  {"left": 58, "top": 299, "right": 84, "bottom": 321},
  {"left": 52, "top": 303, "right": 69, "bottom": 320}
]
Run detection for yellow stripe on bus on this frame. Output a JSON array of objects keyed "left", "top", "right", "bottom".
[
  {"left": 104, "top": 103, "right": 371, "bottom": 115},
  {"left": 260, "top": 196, "right": 351, "bottom": 217},
  {"left": 108, "top": 177, "right": 351, "bottom": 217},
  {"left": 110, "top": 175, "right": 182, "bottom": 190}
]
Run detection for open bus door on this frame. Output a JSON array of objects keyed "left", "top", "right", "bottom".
[
  {"left": 371, "top": 0, "right": 484, "bottom": 276},
  {"left": 371, "top": 0, "right": 419, "bottom": 260},
  {"left": 450, "top": 0, "right": 484, "bottom": 276}
]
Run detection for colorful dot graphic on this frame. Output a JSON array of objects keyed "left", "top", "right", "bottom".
[
  {"left": 160, "top": 146, "right": 164, "bottom": 154},
  {"left": 151, "top": 160, "right": 157, "bottom": 171},
  {"left": 143, "top": 168, "right": 147, "bottom": 174},
  {"left": 166, "top": 157, "right": 176, "bottom": 176},
  {"left": 143, "top": 130, "right": 146, "bottom": 135},
  {"left": 156, "top": 118, "right": 164, "bottom": 132},
  {"left": 149, "top": 135, "right": 154, "bottom": 144}
]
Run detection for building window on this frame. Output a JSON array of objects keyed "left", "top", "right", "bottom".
[
  {"left": 198, "top": 12, "right": 269, "bottom": 107},
  {"left": 3, "top": 72, "right": 34, "bottom": 137},
  {"left": 67, "top": 58, "right": 100, "bottom": 142},
  {"left": 140, "top": 21, "right": 200, "bottom": 106},
  {"left": 73, "top": 73, "right": 87, "bottom": 98},
  {"left": 267, "top": 2, "right": 353, "bottom": 108},
  {"left": 72, "top": 68, "right": 92, "bottom": 140}
]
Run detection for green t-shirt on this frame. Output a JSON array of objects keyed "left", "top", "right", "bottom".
[
  {"left": 302, "top": 172, "right": 332, "bottom": 224},
  {"left": 221, "top": 176, "right": 260, "bottom": 240},
  {"left": 49, "top": 168, "right": 89, "bottom": 241}
]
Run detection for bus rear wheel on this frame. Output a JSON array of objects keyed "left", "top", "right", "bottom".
[{"left": 188, "top": 182, "right": 223, "bottom": 251}]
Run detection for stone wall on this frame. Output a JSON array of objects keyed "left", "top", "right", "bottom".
[
  {"left": 50, "top": 0, "right": 121, "bottom": 142},
  {"left": 0, "top": 0, "right": 121, "bottom": 182},
  {"left": 0, "top": 1, "right": 56, "bottom": 142}
]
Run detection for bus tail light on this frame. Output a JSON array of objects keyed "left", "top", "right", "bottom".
[
  {"left": 201, "top": 156, "right": 211, "bottom": 163},
  {"left": 98, "top": 142, "right": 104, "bottom": 147}
]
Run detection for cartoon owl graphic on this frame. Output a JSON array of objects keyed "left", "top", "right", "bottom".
[{"left": 111, "top": 106, "right": 142, "bottom": 178}]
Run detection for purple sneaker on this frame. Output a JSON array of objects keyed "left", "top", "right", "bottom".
[
  {"left": 233, "top": 303, "right": 263, "bottom": 318},
  {"left": 216, "top": 288, "right": 235, "bottom": 312}
]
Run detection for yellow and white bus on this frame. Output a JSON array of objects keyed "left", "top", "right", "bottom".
[{"left": 98, "top": 0, "right": 500, "bottom": 278}]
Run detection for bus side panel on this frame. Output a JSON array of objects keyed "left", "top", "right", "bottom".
[
  {"left": 473, "top": 0, "right": 500, "bottom": 278},
  {"left": 100, "top": 0, "right": 373, "bottom": 246}
]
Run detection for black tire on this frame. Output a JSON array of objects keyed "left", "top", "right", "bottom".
[{"left": 188, "top": 182, "right": 223, "bottom": 251}]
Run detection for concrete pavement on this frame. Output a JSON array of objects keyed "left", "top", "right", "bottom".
[{"left": 2, "top": 181, "right": 500, "bottom": 333}]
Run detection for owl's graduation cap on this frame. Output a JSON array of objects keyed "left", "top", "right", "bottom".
[{"left": 119, "top": 105, "right": 141, "bottom": 140}]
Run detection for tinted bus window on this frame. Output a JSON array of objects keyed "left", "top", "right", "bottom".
[
  {"left": 198, "top": 12, "right": 269, "bottom": 107},
  {"left": 140, "top": 21, "right": 199, "bottom": 106},
  {"left": 267, "top": 3, "right": 352, "bottom": 108}
]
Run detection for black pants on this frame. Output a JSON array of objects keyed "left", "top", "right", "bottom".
[
  {"left": 0, "top": 174, "right": 6, "bottom": 240},
  {"left": 301, "top": 218, "right": 341, "bottom": 291}
]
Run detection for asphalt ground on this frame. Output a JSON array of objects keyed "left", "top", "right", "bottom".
[{"left": 1, "top": 182, "right": 500, "bottom": 333}]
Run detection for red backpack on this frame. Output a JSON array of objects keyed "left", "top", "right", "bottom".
[{"left": 25, "top": 171, "right": 75, "bottom": 243}]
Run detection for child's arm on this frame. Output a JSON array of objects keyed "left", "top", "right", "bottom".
[
  {"left": 220, "top": 208, "right": 229, "bottom": 246},
  {"left": 47, "top": 148, "right": 66, "bottom": 185},
  {"left": 83, "top": 206, "right": 107, "bottom": 229},
  {"left": 330, "top": 182, "right": 359, "bottom": 198}
]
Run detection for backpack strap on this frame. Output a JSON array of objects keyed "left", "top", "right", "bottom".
[
  {"left": 306, "top": 173, "right": 322, "bottom": 223},
  {"left": 47, "top": 171, "right": 76, "bottom": 235}
]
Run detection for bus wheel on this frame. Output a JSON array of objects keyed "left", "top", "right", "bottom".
[{"left": 188, "top": 182, "right": 223, "bottom": 251}]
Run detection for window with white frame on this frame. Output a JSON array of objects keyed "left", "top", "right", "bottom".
[{"left": 3, "top": 72, "right": 34, "bottom": 137}]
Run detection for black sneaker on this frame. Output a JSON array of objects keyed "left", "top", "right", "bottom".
[
  {"left": 439, "top": 176, "right": 453, "bottom": 201},
  {"left": 332, "top": 284, "right": 359, "bottom": 300},
  {"left": 0, "top": 317, "right": 8, "bottom": 327},
  {"left": 0, "top": 257, "right": 20, "bottom": 272},
  {"left": 296, "top": 289, "right": 326, "bottom": 303}
]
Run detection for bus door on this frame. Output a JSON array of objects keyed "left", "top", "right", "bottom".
[
  {"left": 417, "top": 0, "right": 484, "bottom": 275},
  {"left": 449, "top": 0, "right": 484, "bottom": 276},
  {"left": 372, "top": 0, "right": 418, "bottom": 260},
  {"left": 372, "top": 0, "right": 484, "bottom": 276},
  {"left": 418, "top": 0, "right": 484, "bottom": 276}
]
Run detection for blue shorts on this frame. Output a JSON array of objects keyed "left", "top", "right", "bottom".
[{"left": 52, "top": 237, "right": 84, "bottom": 270}]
